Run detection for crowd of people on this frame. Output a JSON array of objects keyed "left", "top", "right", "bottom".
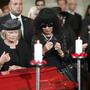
[{"left": 0, "top": 0, "right": 90, "bottom": 89}]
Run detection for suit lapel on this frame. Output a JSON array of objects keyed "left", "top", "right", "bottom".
[
  {"left": 21, "top": 15, "right": 28, "bottom": 38},
  {"left": 21, "top": 16, "right": 24, "bottom": 36}
]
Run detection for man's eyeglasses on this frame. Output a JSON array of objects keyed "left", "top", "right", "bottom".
[{"left": 40, "top": 23, "right": 54, "bottom": 28}]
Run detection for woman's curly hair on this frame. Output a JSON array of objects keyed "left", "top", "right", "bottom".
[{"left": 34, "top": 8, "right": 61, "bottom": 35}]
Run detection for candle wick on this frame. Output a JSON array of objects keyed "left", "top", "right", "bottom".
[
  {"left": 78, "top": 37, "right": 80, "bottom": 39},
  {"left": 37, "top": 40, "right": 40, "bottom": 44}
]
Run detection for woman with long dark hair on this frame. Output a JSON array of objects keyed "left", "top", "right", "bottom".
[{"left": 31, "top": 8, "right": 64, "bottom": 69}]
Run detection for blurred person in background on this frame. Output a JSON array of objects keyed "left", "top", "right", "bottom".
[
  {"left": 80, "top": 14, "right": 90, "bottom": 90},
  {"left": 56, "top": 0, "right": 68, "bottom": 12},
  {"left": 52, "top": 7, "right": 77, "bottom": 81},
  {"left": 67, "top": 0, "right": 82, "bottom": 37},
  {"left": 0, "top": 0, "right": 10, "bottom": 16},
  {"left": 28, "top": 0, "right": 45, "bottom": 20}
]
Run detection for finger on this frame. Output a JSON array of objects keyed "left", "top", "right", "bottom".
[
  {"left": 50, "top": 42, "right": 53, "bottom": 45},
  {"left": 55, "top": 44, "right": 61, "bottom": 50},
  {"left": 2, "top": 51, "right": 6, "bottom": 55},
  {"left": 1, "top": 71, "right": 10, "bottom": 75},
  {"left": 54, "top": 46, "right": 58, "bottom": 50},
  {"left": 5, "top": 54, "right": 10, "bottom": 61},
  {"left": 1, "top": 51, "right": 6, "bottom": 57},
  {"left": 9, "top": 66, "right": 16, "bottom": 71},
  {"left": 5, "top": 53, "right": 10, "bottom": 56},
  {"left": 56, "top": 43, "right": 61, "bottom": 46}
]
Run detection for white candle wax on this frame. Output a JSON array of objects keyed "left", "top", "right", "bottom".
[
  {"left": 75, "top": 37, "right": 83, "bottom": 54},
  {"left": 34, "top": 40, "right": 43, "bottom": 62}
]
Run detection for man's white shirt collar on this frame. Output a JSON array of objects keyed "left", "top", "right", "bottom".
[
  {"left": 10, "top": 12, "right": 22, "bottom": 20},
  {"left": 68, "top": 10, "right": 75, "bottom": 15}
]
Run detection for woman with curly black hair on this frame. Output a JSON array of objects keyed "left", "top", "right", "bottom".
[{"left": 31, "top": 8, "right": 64, "bottom": 69}]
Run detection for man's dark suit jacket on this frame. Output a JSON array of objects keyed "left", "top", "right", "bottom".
[
  {"left": 67, "top": 12, "right": 82, "bottom": 37},
  {"left": 0, "top": 13, "right": 34, "bottom": 47}
]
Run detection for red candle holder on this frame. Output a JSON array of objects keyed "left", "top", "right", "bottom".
[
  {"left": 71, "top": 53, "right": 88, "bottom": 59},
  {"left": 30, "top": 60, "right": 47, "bottom": 66},
  {"left": 71, "top": 52, "right": 88, "bottom": 90}
]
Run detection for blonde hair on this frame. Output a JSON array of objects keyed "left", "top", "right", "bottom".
[{"left": 0, "top": 29, "right": 22, "bottom": 40}]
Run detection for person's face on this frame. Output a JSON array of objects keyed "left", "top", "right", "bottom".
[
  {"left": 41, "top": 23, "right": 53, "bottom": 35},
  {"left": 58, "top": 0, "right": 67, "bottom": 11},
  {"left": 68, "top": 0, "right": 77, "bottom": 12},
  {"left": 5, "top": 30, "right": 19, "bottom": 43},
  {"left": 9, "top": 0, "right": 23, "bottom": 16},
  {"left": 36, "top": 1, "right": 45, "bottom": 11},
  {"left": 2, "top": 5, "right": 10, "bottom": 15}
]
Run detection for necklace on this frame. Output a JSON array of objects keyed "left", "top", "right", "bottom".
[{"left": 42, "top": 33, "right": 53, "bottom": 42}]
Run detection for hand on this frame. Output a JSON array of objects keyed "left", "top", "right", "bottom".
[
  {"left": 44, "top": 42, "right": 53, "bottom": 52},
  {"left": 0, "top": 51, "right": 10, "bottom": 65},
  {"left": 9, "top": 65, "right": 25, "bottom": 71},
  {"left": 54, "top": 42, "right": 64, "bottom": 57},
  {"left": 54, "top": 42, "right": 61, "bottom": 50},
  {"left": 82, "top": 43, "right": 88, "bottom": 51},
  {"left": 1, "top": 71, "right": 10, "bottom": 75}
]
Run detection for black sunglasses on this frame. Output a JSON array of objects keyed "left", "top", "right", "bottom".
[{"left": 40, "top": 23, "right": 54, "bottom": 28}]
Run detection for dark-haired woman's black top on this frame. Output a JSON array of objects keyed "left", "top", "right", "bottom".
[
  {"left": 31, "top": 34, "right": 64, "bottom": 69},
  {"left": 59, "top": 24, "right": 76, "bottom": 56},
  {"left": 0, "top": 39, "right": 31, "bottom": 71},
  {"left": 60, "top": 24, "right": 76, "bottom": 61}
]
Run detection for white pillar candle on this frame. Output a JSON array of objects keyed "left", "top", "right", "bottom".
[
  {"left": 75, "top": 37, "right": 83, "bottom": 54},
  {"left": 34, "top": 40, "right": 43, "bottom": 62}
]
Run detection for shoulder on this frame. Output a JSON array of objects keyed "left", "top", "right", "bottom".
[
  {"left": 83, "top": 16, "right": 90, "bottom": 25},
  {"left": 75, "top": 12, "right": 82, "bottom": 18},
  {"left": 21, "top": 15, "right": 34, "bottom": 24},
  {"left": 84, "top": 16, "right": 90, "bottom": 23},
  {"left": 17, "top": 39, "right": 31, "bottom": 49},
  {"left": 21, "top": 15, "right": 33, "bottom": 21},
  {"left": 28, "top": 6, "right": 37, "bottom": 13}
]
